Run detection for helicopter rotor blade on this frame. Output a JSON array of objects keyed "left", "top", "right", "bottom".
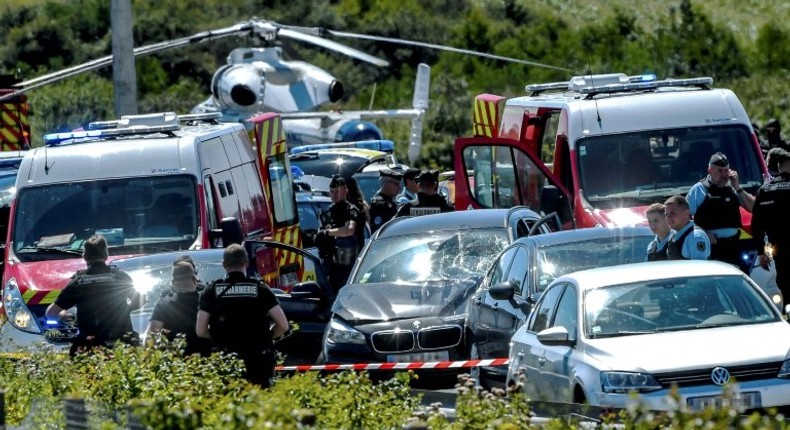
[
  {"left": 277, "top": 27, "right": 389, "bottom": 68},
  {"left": 322, "top": 29, "right": 571, "bottom": 72}
]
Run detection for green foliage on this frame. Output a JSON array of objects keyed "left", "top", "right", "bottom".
[{"left": 1, "top": 0, "right": 788, "bottom": 169}]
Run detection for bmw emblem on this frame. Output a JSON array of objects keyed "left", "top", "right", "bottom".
[
  {"left": 412, "top": 320, "right": 421, "bottom": 329},
  {"left": 710, "top": 367, "right": 731, "bottom": 386}
]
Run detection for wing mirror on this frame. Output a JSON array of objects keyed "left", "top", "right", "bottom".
[
  {"left": 290, "top": 281, "right": 324, "bottom": 299},
  {"left": 489, "top": 281, "right": 516, "bottom": 301}
]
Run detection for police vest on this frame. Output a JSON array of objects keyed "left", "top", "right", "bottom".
[
  {"left": 73, "top": 267, "right": 135, "bottom": 342},
  {"left": 210, "top": 278, "right": 273, "bottom": 349},
  {"left": 646, "top": 240, "right": 669, "bottom": 261},
  {"left": 754, "top": 175, "right": 790, "bottom": 245},
  {"left": 694, "top": 179, "right": 742, "bottom": 230},
  {"left": 666, "top": 227, "right": 695, "bottom": 260}
]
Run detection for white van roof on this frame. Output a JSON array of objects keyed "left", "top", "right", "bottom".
[{"left": 18, "top": 121, "right": 247, "bottom": 186}]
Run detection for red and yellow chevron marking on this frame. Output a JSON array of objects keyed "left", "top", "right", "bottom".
[
  {"left": 273, "top": 224, "right": 304, "bottom": 264},
  {"left": 473, "top": 94, "right": 506, "bottom": 138},
  {"left": 22, "top": 289, "right": 60, "bottom": 306},
  {"left": 0, "top": 97, "right": 31, "bottom": 150},
  {"left": 250, "top": 112, "right": 287, "bottom": 159}
]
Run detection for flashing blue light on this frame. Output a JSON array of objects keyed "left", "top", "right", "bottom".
[
  {"left": 640, "top": 74, "right": 657, "bottom": 82},
  {"left": 289, "top": 140, "right": 395, "bottom": 155},
  {"left": 43, "top": 130, "right": 104, "bottom": 146},
  {"left": 291, "top": 165, "right": 305, "bottom": 180},
  {"left": 46, "top": 319, "right": 59, "bottom": 326}
]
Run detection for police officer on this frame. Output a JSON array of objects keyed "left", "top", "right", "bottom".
[
  {"left": 369, "top": 168, "right": 403, "bottom": 233},
  {"left": 196, "top": 244, "right": 288, "bottom": 388},
  {"left": 752, "top": 149, "right": 790, "bottom": 303},
  {"left": 45, "top": 235, "right": 143, "bottom": 356},
  {"left": 396, "top": 168, "right": 420, "bottom": 205},
  {"left": 316, "top": 175, "right": 363, "bottom": 293},
  {"left": 147, "top": 259, "right": 210, "bottom": 356},
  {"left": 395, "top": 170, "right": 454, "bottom": 217},
  {"left": 645, "top": 203, "right": 671, "bottom": 261},
  {"left": 664, "top": 195, "right": 711, "bottom": 260},
  {"left": 687, "top": 152, "right": 754, "bottom": 271}
]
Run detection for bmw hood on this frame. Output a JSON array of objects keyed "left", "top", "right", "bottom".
[
  {"left": 586, "top": 322, "right": 790, "bottom": 373},
  {"left": 332, "top": 280, "right": 477, "bottom": 323}
]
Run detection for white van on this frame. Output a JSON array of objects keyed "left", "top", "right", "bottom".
[{"left": 0, "top": 112, "right": 299, "bottom": 351}]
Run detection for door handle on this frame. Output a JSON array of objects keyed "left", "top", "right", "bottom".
[{"left": 537, "top": 356, "right": 546, "bottom": 367}]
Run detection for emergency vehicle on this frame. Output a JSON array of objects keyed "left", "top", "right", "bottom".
[
  {"left": 0, "top": 111, "right": 306, "bottom": 351},
  {"left": 454, "top": 73, "right": 767, "bottom": 246},
  {"left": 0, "top": 75, "right": 30, "bottom": 151}
]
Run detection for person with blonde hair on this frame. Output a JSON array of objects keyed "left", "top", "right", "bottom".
[{"left": 645, "top": 203, "right": 671, "bottom": 261}]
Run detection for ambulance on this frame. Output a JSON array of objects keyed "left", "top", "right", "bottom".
[
  {"left": 454, "top": 73, "right": 767, "bottom": 246},
  {"left": 0, "top": 111, "right": 305, "bottom": 351}
]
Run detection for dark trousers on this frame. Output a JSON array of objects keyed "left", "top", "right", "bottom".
[
  {"left": 710, "top": 236, "right": 748, "bottom": 273},
  {"left": 328, "top": 263, "right": 353, "bottom": 295},
  {"left": 775, "top": 243, "right": 790, "bottom": 305},
  {"left": 230, "top": 347, "right": 275, "bottom": 388}
]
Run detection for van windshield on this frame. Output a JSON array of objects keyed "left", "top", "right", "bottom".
[
  {"left": 12, "top": 175, "right": 199, "bottom": 261},
  {"left": 577, "top": 125, "right": 761, "bottom": 208}
]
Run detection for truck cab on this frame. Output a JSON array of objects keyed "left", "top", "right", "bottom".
[{"left": 454, "top": 73, "right": 766, "bottom": 238}]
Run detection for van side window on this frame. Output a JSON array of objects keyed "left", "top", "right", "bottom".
[
  {"left": 225, "top": 180, "right": 234, "bottom": 196},
  {"left": 218, "top": 182, "right": 227, "bottom": 198}
]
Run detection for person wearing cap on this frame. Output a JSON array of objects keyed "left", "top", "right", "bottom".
[
  {"left": 766, "top": 147, "right": 784, "bottom": 180},
  {"left": 395, "top": 170, "right": 454, "bottom": 218},
  {"left": 197, "top": 244, "right": 288, "bottom": 388},
  {"left": 316, "top": 175, "right": 363, "bottom": 293},
  {"left": 663, "top": 195, "right": 710, "bottom": 260},
  {"left": 147, "top": 259, "right": 210, "bottom": 356},
  {"left": 45, "top": 234, "right": 143, "bottom": 356},
  {"left": 369, "top": 168, "right": 403, "bottom": 233},
  {"left": 752, "top": 148, "right": 790, "bottom": 303},
  {"left": 396, "top": 168, "right": 420, "bottom": 205},
  {"left": 686, "top": 151, "right": 755, "bottom": 271}
]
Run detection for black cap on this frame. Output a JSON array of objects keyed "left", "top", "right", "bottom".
[
  {"left": 329, "top": 175, "right": 347, "bottom": 188},
  {"left": 766, "top": 118, "right": 781, "bottom": 129},
  {"left": 709, "top": 152, "right": 729, "bottom": 167},
  {"left": 403, "top": 168, "right": 420, "bottom": 181},
  {"left": 418, "top": 170, "right": 438, "bottom": 185},
  {"left": 379, "top": 168, "right": 403, "bottom": 181}
]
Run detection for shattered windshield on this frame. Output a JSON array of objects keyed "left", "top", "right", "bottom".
[
  {"left": 577, "top": 125, "right": 761, "bottom": 208},
  {"left": 353, "top": 228, "right": 510, "bottom": 284},
  {"left": 12, "top": 175, "right": 199, "bottom": 262}
]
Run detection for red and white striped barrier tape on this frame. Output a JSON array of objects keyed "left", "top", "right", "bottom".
[{"left": 275, "top": 358, "right": 509, "bottom": 372}]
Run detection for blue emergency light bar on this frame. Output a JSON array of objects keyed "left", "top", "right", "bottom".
[{"left": 289, "top": 140, "right": 394, "bottom": 156}]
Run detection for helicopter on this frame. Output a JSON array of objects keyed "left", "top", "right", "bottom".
[{"left": 0, "top": 18, "right": 570, "bottom": 162}]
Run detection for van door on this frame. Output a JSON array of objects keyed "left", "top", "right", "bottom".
[{"left": 454, "top": 137, "right": 574, "bottom": 227}]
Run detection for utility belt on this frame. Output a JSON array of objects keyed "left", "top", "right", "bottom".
[{"left": 333, "top": 236, "right": 359, "bottom": 266}]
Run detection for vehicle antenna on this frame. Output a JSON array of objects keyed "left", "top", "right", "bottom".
[
  {"left": 586, "top": 57, "right": 602, "bottom": 130},
  {"left": 368, "top": 81, "right": 377, "bottom": 111}
]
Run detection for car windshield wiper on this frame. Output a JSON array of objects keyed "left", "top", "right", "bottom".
[
  {"left": 18, "top": 246, "right": 83, "bottom": 256},
  {"left": 589, "top": 186, "right": 691, "bottom": 201}
]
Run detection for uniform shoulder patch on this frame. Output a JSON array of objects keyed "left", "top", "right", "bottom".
[{"left": 696, "top": 241, "right": 707, "bottom": 252}]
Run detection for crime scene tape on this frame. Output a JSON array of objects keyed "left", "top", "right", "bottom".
[{"left": 275, "top": 358, "right": 510, "bottom": 372}]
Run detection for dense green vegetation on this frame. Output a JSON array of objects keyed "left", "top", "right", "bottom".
[
  {"left": 1, "top": 342, "right": 788, "bottom": 429},
  {"left": 1, "top": 0, "right": 788, "bottom": 169}
]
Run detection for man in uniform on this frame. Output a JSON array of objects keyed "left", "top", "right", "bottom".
[
  {"left": 316, "top": 175, "right": 363, "bottom": 293},
  {"left": 752, "top": 149, "right": 790, "bottom": 303},
  {"left": 45, "top": 235, "right": 143, "bottom": 356},
  {"left": 196, "top": 244, "right": 288, "bottom": 388},
  {"left": 396, "top": 168, "right": 420, "bottom": 205},
  {"left": 765, "top": 118, "right": 789, "bottom": 152},
  {"left": 664, "top": 195, "right": 711, "bottom": 260},
  {"left": 645, "top": 203, "right": 671, "bottom": 261},
  {"left": 369, "top": 168, "right": 403, "bottom": 233},
  {"left": 147, "top": 259, "right": 210, "bottom": 356},
  {"left": 395, "top": 170, "right": 454, "bottom": 217},
  {"left": 686, "top": 152, "right": 754, "bottom": 271}
]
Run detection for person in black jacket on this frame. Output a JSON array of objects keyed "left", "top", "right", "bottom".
[
  {"left": 45, "top": 235, "right": 143, "bottom": 356},
  {"left": 147, "top": 259, "right": 210, "bottom": 355},
  {"left": 752, "top": 149, "right": 790, "bottom": 303},
  {"left": 196, "top": 244, "right": 288, "bottom": 387},
  {"left": 316, "top": 175, "right": 364, "bottom": 293},
  {"left": 395, "top": 170, "right": 454, "bottom": 217}
]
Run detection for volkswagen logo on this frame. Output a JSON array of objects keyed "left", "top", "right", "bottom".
[
  {"left": 412, "top": 320, "right": 421, "bottom": 329},
  {"left": 711, "top": 367, "right": 731, "bottom": 385}
]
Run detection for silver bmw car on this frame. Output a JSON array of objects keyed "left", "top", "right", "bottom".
[{"left": 506, "top": 260, "right": 790, "bottom": 412}]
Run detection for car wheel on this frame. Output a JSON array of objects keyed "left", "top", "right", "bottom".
[{"left": 469, "top": 343, "right": 487, "bottom": 390}]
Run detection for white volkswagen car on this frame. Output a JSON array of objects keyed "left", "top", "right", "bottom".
[{"left": 506, "top": 260, "right": 790, "bottom": 412}]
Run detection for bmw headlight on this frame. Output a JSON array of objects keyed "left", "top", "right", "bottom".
[
  {"left": 778, "top": 360, "right": 790, "bottom": 378},
  {"left": 3, "top": 278, "right": 41, "bottom": 334},
  {"left": 325, "top": 318, "right": 366, "bottom": 345},
  {"left": 601, "top": 371, "right": 662, "bottom": 393}
]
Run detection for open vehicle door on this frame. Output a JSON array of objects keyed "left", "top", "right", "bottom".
[{"left": 454, "top": 136, "right": 575, "bottom": 229}]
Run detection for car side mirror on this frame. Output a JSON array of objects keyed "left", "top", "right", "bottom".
[
  {"left": 536, "top": 326, "right": 575, "bottom": 347},
  {"left": 489, "top": 281, "right": 516, "bottom": 301},
  {"left": 290, "top": 281, "right": 323, "bottom": 299}
]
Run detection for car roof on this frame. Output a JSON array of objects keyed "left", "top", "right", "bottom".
[
  {"left": 376, "top": 208, "right": 539, "bottom": 238},
  {"left": 296, "top": 191, "right": 331, "bottom": 202},
  {"left": 292, "top": 148, "right": 387, "bottom": 159},
  {"left": 514, "top": 226, "right": 653, "bottom": 247},
  {"left": 556, "top": 260, "right": 744, "bottom": 292}
]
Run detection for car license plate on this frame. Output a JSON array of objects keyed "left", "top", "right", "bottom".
[
  {"left": 687, "top": 392, "right": 761, "bottom": 411},
  {"left": 386, "top": 350, "right": 449, "bottom": 363}
]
